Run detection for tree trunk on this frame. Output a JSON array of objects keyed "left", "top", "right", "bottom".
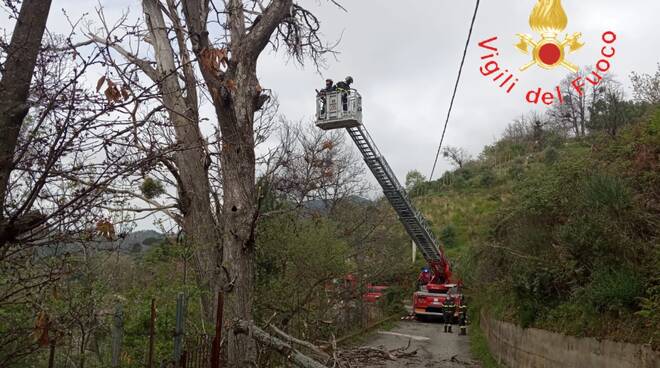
[
  {"left": 213, "top": 61, "right": 259, "bottom": 366},
  {"left": 0, "top": 0, "right": 53, "bottom": 244},
  {"left": 142, "top": 0, "right": 221, "bottom": 322},
  {"left": 180, "top": 0, "right": 294, "bottom": 364}
]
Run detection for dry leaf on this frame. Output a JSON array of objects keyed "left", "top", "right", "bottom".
[
  {"left": 200, "top": 47, "right": 228, "bottom": 74},
  {"left": 96, "top": 76, "right": 106, "bottom": 92},
  {"left": 96, "top": 219, "right": 116, "bottom": 240},
  {"left": 121, "top": 84, "right": 131, "bottom": 101},
  {"left": 33, "top": 311, "right": 50, "bottom": 347},
  {"left": 322, "top": 140, "right": 334, "bottom": 150},
  {"left": 103, "top": 80, "right": 122, "bottom": 104}
]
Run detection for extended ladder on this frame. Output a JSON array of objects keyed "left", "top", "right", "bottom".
[
  {"left": 315, "top": 89, "right": 450, "bottom": 280},
  {"left": 345, "top": 125, "right": 445, "bottom": 264}
]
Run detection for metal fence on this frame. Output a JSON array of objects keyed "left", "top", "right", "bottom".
[{"left": 161, "top": 334, "right": 212, "bottom": 368}]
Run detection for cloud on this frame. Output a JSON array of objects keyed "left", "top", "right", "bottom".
[
  {"left": 258, "top": 0, "right": 660, "bottom": 182},
  {"left": 21, "top": 0, "right": 660, "bottom": 193}
]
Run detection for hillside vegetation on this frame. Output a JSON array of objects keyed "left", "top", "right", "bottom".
[{"left": 408, "top": 67, "right": 660, "bottom": 347}]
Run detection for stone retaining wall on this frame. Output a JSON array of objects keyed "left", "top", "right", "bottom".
[{"left": 480, "top": 312, "right": 660, "bottom": 368}]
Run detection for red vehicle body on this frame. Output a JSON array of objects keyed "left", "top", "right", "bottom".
[
  {"left": 326, "top": 274, "right": 389, "bottom": 304},
  {"left": 413, "top": 283, "right": 464, "bottom": 323},
  {"left": 411, "top": 258, "right": 465, "bottom": 323},
  {"left": 362, "top": 284, "right": 389, "bottom": 303}
]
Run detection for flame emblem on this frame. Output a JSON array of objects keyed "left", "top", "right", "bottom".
[{"left": 515, "top": 0, "right": 584, "bottom": 72}]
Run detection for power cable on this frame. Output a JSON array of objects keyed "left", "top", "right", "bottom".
[{"left": 429, "top": 0, "right": 481, "bottom": 180}]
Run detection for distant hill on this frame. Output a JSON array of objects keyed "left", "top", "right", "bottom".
[
  {"left": 303, "top": 195, "right": 372, "bottom": 213},
  {"left": 109, "top": 230, "right": 166, "bottom": 254},
  {"left": 39, "top": 229, "right": 166, "bottom": 256}
]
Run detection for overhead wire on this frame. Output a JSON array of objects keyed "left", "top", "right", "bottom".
[{"left": 428, "top": 0, "right": 481, "bottom": 180}]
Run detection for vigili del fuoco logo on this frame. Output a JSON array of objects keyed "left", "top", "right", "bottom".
[{"left": 477, "top": 0, "right": 617, "bottom": 106}]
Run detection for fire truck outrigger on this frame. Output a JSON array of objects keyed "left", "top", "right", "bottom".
[{"left": 315, "top": 87, "right": 465, "bottom": 323}]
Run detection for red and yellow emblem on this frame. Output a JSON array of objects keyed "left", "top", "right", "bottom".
[{"left": 515, "top": 0, "right": 584, "bottom": 73}]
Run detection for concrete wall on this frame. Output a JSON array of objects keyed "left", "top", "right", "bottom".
[{"left": 480, "top": 312, "right": 660, "bottom": 368}]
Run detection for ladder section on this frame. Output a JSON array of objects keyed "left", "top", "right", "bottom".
[{"left": 346, "top": 125, "right": 444, "bottom": 264}]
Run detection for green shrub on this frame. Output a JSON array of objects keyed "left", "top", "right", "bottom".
[
  {"left": 647, "top": 107, "right": 660, "bottom": 135},
  {"left": 480, "top": 170, "right": 496, "bottom": 187},
  {"left": 440, "top": 225, "right": 458, "bottom": 248},
  {"left": 518, "top": 301, "right": 541, "bottom": 328},
  {"left": 543, "top": 147, "right": 559, "bottom": 165},
  {"left": 637, "top": 279, "right": 660, "bottom": 341},
  {"left": 546, "top": 133, "right": 565, "bottom": 148},
  {"left": 382, "top": 286, "right": 405, "bottom": 315},
  {"left": 508, "top": 161, "right": 524, "bottom": 179},
  {"left": 542, "top": 301, "right": 593, "bottom": 334},
  {"left": 586, "top": 267, "right": 645, "bottom": 313},
  {"left": 583, "top": 175, "right": 631, "bottom": 213}
]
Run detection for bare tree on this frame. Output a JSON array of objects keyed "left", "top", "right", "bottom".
[
  {"left": 547, "top": 69, "right": 614, "bottom": 138},
  {"left": 176, "top": 1, "right": 341, "bottom": 364},
  {"left": 442, "top": 146, "right": 472, "bottom": 169},
  {"left": 405, "top": 170, "right": 426, "bottom": 191},
  {"left": 267, "top": 123, "right": 366, "bottom": 210},
  {"left": 0, "top": 24, "right": 162, "bottom": 364},
  {"left": 589, "top": 82, "right": 628, "bottom": 137},
  {"left": 630, "top": 63, "right": 660, "bottom": 105},
  {"left": 85, "top": 0, "right": 225, "bottom": 323}
]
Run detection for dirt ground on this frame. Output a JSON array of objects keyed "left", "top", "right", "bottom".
[{"left": 361, "top": 319, "right": 481, "bottom": 368}]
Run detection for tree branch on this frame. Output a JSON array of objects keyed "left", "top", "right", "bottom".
[
  {"left": 243, "top": 0, "right": 293, "bottom": 60},
  {"left": 233, "top": 320, "right": 328, "bottom": 368},
  {"left": 87, "top": 34, "right": 159, "bottom": 81}
]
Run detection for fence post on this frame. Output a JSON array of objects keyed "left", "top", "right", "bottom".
[
  {"left": 173, "top": 293, "right": 186, "bottom": 363},
  {"left": 111, "top": 304, "right": 124, "bottom": 367},
  {"left": 180, "top": 350, "right": 187, "bottom": 368},
  {"left": 47, "top": 340, "right": 56, "bottom": 368},
  {"left": 147, "top": 298, "right": 156, "bottom": 368},
  {"left": 210, "top": 292, "right": 224, "bottom": 368}
]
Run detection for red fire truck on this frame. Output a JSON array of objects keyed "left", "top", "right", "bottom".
[{"left": 315, "top": 87, "right": 465, "bottom": 323}]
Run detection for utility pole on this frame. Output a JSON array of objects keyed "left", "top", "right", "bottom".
[{"left": 412, "top": 240, "right": 416, "bottom": 263}]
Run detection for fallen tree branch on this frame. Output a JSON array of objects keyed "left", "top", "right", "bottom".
[
  {"left": 334, "top": 345, "right": 418, "bottom": 367},
  {"left": 233, "top": 320, "right": 328, "bottom": 368},
  {"left": 269, "top": 324, "right": 331, "bottom": 361}
]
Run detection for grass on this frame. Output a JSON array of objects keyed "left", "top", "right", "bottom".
[{"left": 468, "top": 311, "right": 502, "bottom": 368}]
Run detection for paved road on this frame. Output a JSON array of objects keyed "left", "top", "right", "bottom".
[{"left": 361, "top": 320, "right": 480, "bottom": 367}]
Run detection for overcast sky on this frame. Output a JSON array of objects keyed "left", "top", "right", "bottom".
[
  {"left": 16, "top": 0, "right": 660, "bottom": 228},
  {"left": 39, "top": 0, "right": 659, "bottom": 180},
  {"left": 255, "top": 0, "right": 660, "bottom": 181}
]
